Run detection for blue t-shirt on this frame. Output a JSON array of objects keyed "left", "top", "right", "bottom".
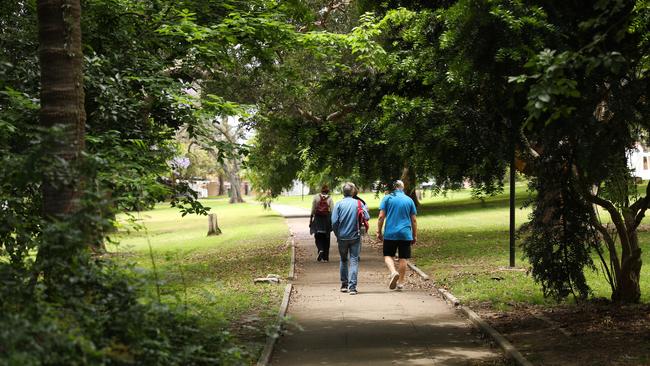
[{"left": 379, "top": 190, "right": 417, "bottom": 241}]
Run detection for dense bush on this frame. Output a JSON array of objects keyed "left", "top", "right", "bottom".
[
  {"left": 0, "top": 1, "right": 280, "bottom": 364},
  {"left": 0, "top": 258, "right": 246, "bottom": 366}
]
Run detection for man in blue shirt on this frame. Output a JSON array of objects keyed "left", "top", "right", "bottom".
[
  {"left": 376, "top": 180, "right": 417, "bottom": 290},
  {"left": 331, "top": 182, "right": 370, "bottom": 295}
]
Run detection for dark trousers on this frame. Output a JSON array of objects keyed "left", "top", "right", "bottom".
[{"left": 314, "top": 232, "right": 330, "bottom": 261}]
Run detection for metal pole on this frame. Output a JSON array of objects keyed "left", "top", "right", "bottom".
[{"left": 509, "top": 149, "right": 516, "bottom": 267}]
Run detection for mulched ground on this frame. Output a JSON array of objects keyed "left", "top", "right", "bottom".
[
  {"left": 411, "top": 273, "right": 650, "bottom": 366},
  {"left": 472, "top": 301, "right": 650, "bottom": 365},
  {"left": 399, "top": 255, "right": 650, "bottom": 365}
]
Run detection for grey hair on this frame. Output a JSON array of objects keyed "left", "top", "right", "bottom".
[
  {"left": 342, "top": 182, "right": 356, "bottom": 197},
  {"left": 394, "top": 180, "right": 405, "bottom": 190}
]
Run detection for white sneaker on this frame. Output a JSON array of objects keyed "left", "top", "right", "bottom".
[
  {"left": 396, "top": 283, "right": 404, "bottom": 291},
  {"left": 388, "top": 272, "right": 399, "bottom": 290}
]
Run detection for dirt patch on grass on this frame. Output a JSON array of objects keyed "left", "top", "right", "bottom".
[{"left": 474, "top": 302, "right": 650, "bottom": 365}]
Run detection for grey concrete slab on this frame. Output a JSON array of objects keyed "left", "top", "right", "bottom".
[{"left": 270, "top": 205, "right": 502, "bottom": 366}]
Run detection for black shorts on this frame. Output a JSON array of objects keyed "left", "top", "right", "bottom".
[{"left": 383, "top": 239, "right": 412, "bottom": 259}]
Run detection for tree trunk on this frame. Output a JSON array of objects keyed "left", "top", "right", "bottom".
[
  {"left": 38, "top": 0, "right": 86, "bottom": 217},
  {"left": 217, "top": 173, "right": 225, "bottom": 195},
  {"left": 615, "top": 214, "right": 642, "bottom": 303},
  {"left": 227, "top": 160, "right": 244, "bottom": 204},
  {"left": 588, "top": 194, "right": 643, "bottom": 303},
  {"left": 616, "top": 252, "right": 642, "bottom": 303},
  {"left": 36, "top": 0, "right": 87, "bottom": 279},
  {"left": 207, "top": 213, "right": 222, "bottom": 236},
  {"left": 401, "top": 165, "right": 420, "bottom": 206}
]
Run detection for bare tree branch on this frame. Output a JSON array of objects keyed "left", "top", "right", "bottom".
[
  {"left": 520, "top": 129, "right": 541, "bottom": 159},
  {"left": 212, "top": 120, "right": 233, "bottom": 142},
  {"left": 630, "top": 180, "right": 650, "bottom": 231},
  {"left": 297, "top": 107, "right": 323, "bottom": 123},
  {"left": 583, "top": 190, "right": 632, "bottom": 256},
  {"left": 316, "top": 0, "right": 350, "bottom": 28},
  {"left": 297, "top": 103, "right": 357, "bottom": 124},
  {"left": 589, "top": 210, "right": 621, "bottom": 286},
  {"left": 574, "top": 164, "right": 632, "bottom": 258},
  {"left": 187, "top": 141, "right": 196, "bottom": 154},
  {"left": 326, "top": 103, "right": 357, "bottom": 121}
]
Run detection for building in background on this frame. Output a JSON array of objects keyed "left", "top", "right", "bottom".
[
  {"left": 629, "top": 143, "right": 650, "bottom": 180},
  {"left": 188, "top": 179, "right": 252, "bottom": 198},
  {"left": 282, "top": 180, "right": 309, "bottom": 197}
]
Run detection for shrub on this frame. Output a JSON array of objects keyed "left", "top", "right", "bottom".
[{"left": 0, "top": 259, "right": 246, "bottom": 366}]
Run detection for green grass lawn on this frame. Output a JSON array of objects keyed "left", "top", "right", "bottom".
[
  {"left": 272, "top": 187, "right": 482, "bottom": 210},
  {"left": 272, "top": 184, "right": 650, "bottom": 308},
  {"left": 408, "top": 189, "right": 650, "bottom": 308},
  {"left": 112, "top": 197, "right": 290, "bottom": 363}
]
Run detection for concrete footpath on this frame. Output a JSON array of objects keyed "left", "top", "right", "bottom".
[{"left": 270, "top": 204, "right": 503, "bottom": 366}]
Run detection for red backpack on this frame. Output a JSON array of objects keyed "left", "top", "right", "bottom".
[
  {"left": 315, "top": 194, "right": 330, "bottom": 216},
  {"left": 357, "top": 200, "right": 369, "bottom": 232}
]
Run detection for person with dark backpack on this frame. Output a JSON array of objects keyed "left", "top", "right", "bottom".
[{"left": 310, "top": 184, "right": 334, "bottom": 262}]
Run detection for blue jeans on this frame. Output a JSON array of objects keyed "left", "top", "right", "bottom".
[{"left": 338, "top": 237, "right": 361, "bottom": 290}]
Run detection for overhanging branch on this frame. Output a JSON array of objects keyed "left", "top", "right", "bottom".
[
  {"left": 297, "top": 107, "right": 323, "bottom": 123},
  {"left": 520, "top": 129, "right": 540, "bottom": 159},
  {"left": 326, "top": 103, "right": 357, "bottom": 121},
  {"left": 316, "top": 0, "right": 350, "bottom": 27},
  {"left": 297, "top": 103, "right": 357, "bottom": 124}
]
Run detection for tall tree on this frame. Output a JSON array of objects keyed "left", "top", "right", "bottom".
[
  {"left": 515, "top": 0, "right": 650, "bottom": 303},
  {"left": 247, "top": 5, "right": 512, "bottom": 200},
  {"left": 35, "top": 0, "right": 90, "bottom": 277},
  {"left": 38, "top": 0, "right": 85, "bottom": 218},
  {"left": 247, "top": 0, "right": 650, "bottom": 304},
  {"left": 189, "top": 116, "right": 247, "bottom": 203}
]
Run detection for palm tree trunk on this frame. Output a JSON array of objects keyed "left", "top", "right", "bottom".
[
  {"left": 36, "top": 0, "right": 87, "bottom": 281},
  {"left": 38, "top": 0, "right": 86, "bottom": 217}
]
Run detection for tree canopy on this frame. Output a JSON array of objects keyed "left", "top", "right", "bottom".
[
  {"left": 245, "top": 0, "right": 650, "bottom": 303},
  {"left": 0, "top": 0, "right": 309, "bottom": 363},
  {"left": 1, "top": 0, "right": 649, "bottom": 363}
]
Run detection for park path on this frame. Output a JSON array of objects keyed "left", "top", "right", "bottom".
[{"left": 269, "top": 204, "right": 502, "bottom": 366}]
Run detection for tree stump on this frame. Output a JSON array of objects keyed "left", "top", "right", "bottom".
[{"left": 207, "top": 213, "right": 222, "bottom": 236}]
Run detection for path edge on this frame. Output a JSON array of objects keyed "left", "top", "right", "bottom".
[
  {"left": 256, "top": 283, "right": 292, "bottom": 366},
  {"left": 409, "top": 262, "right": 534, "bottom": 366},
  {"left": 407, "top": 262, "right": 429, "bottom": 280},
  {"left": 256, "top": 223, "right": 296, "bottom": 366}
]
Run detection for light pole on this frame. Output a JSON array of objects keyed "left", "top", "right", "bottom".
[{"left": 510, "top": 146, "right": 516, "bottom": 267}]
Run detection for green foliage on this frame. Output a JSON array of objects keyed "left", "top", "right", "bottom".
[
  {"left": 115, "top": 200, "right": 290, "bottom": 348},
  {"left": 511, "top": 0, "right": 650, "bottom": 301},
  {"left": 248, "top": 3, "right": 515, "bottom": 196},
  {"left": 0, "top": 259, "right": 243, "bottom": 365},
  {"left": 522, "top": 170, "right": 598, "bottom": 300},
  {"left": 0, "top": 0, "right": 304, "bottom": 364},
  {"left": 245, "top": 0, "right": 650, "bottom": 303}
]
